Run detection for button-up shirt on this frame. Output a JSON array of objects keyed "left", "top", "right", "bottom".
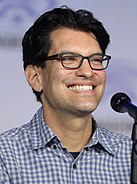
[{"left": 0, "top": 107, "right": 132, "bottom": 183}]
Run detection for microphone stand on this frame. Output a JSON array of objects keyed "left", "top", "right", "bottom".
[
  {"left": 130, "top": 120, "right": 137, "bottom": 183},
  {"left": 110, "top": 92, "right": 137, "bottom": 183},
  {"left": 125, "top": 101, "right": 137, "bottom": 183}
]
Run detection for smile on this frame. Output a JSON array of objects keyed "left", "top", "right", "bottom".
[{"left": 68, "top": 85, "right": 94, "bottom": 92}]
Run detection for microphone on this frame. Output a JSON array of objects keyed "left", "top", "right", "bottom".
[
  {"left": 111, "top": 92, "right": 137, "bottom": 183},
  {"left": 110, "top": 92, "right": 137, "bottom": 120}
]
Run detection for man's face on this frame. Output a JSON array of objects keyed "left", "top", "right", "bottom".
[{"left": 40, "top": 28, "right": 106, "bottom": 116}]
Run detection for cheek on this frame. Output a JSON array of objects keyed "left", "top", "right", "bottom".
[
  {"left": 100, "top": 73, "right": 106, "bottom": 95},
  {"left": 42, "top": 64, "right": 65, "bottom": 93},
  {"left": 94, "top": 70, "right": 106, "bottom": 87},
  {"left": 97, "top": 71, "right": 106, "bottom": 96},
  {"left": 100, "top": 71, "right": 106, "bottom": 84}
]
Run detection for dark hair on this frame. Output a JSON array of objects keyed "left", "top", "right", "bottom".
[{"left": 22, "top": 6, "right": 110, "bottom": 102}]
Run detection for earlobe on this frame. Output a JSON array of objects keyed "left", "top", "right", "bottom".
[{"left": 25, "top": 65, "right": 43, "bottom": 92}]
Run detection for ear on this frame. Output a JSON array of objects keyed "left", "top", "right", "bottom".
[{"left": 25, "top": 65, "right": 43, "bottom": 92}]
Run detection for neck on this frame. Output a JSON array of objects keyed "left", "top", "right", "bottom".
[
  {"left": 43, "top": 107, "right": 93, "bottom": 152},
  {"left": 56, "top": 121, "right": 92, "bottom": 152}
]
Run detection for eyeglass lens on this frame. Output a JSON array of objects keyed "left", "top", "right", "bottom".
[{"left": 60, "top": 53, "right": 109, "bottom": 70}]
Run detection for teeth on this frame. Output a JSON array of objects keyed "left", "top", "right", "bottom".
[{"left": 69, "top": 85, "right": 93, "bottom": 92}]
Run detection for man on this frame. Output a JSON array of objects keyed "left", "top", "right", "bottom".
[{"left": 0, "top": 6, "right": 132, "bottom": 183}]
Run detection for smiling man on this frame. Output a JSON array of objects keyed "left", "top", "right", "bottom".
[{"left": 0, "top": 6, "right": 132, "bottom": 183}]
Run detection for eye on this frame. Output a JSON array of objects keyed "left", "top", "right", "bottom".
[
  {"left": 91, "top": 56, "right": 103, "bottom": 63},
  {"left": 62, "top": 56, "right": 76, "bottom": 61},
  {"left": 61, "top": 54, "right": 79, "bottom": 64}
]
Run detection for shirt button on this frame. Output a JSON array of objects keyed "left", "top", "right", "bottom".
[
  {"left": 95, "top": 148, "right": 101, "bottom": 153},
  {"left": 62, "top": 148, "right": 67, "bottom": 151},
  {"left": 73, "top": 163, "right": 77, "bottom": 169},
  {"left": 53, "top": 144, "right": 57, "bottom": 149},
  {"left": 85, "top": 147, "right": 89, "bottom": 151}
]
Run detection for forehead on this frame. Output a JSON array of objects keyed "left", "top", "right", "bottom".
[{"left": 49, "top": 28, "right": 101, "bottom": 54}]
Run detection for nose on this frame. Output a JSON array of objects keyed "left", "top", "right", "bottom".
[{"left": 75, "top": 59, "right": 93, "bottom": 78}]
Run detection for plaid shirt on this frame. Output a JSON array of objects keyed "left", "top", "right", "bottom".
[{"left": 0, "top": 107, "right": 132, "bottom": 184}]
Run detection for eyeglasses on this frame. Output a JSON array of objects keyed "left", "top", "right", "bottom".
[{"left": 45, "top": 52, "right": 111, "bottom": 70}]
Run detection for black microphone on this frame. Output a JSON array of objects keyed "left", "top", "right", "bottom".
[
  {"left": 111, "top": 92, "right": 137, "bottom": 183},
  {"left": 110, "top": 92, "right": 137, "bottom": 120}
]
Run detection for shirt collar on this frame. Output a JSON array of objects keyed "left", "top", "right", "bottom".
[
  {"left": 89, "top": 122, "right": 119, "bottom": 155},
  {"left": 29, "top": 107, "right": 119, "bottom": 154},
  {"left": 29, "top": 107, "right": 58, "bottom": 150}
]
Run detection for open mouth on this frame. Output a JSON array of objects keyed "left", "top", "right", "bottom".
[{"left": 68, "top": 85, "right": 95, "bottom": 92}]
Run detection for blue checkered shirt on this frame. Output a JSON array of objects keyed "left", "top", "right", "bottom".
[{"left": 0, "top": 107, "right": 132, "bottom": 183}]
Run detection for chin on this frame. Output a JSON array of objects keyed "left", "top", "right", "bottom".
[{"left": 77, "top": 103, "right": 98, "bottom": 113}]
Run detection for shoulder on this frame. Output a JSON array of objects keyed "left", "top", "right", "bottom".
[
  {"left": 0, "top": 107, "right": 42, "bottom": 146},
  {"left": 0, "top": 122, "right": 32, "bottom": 153},
  {"left": 98, "top": 125, "right": 131, "bottom": 142},
  {"left": 97, "top": 125, "right": 132, "bottom": 154}
]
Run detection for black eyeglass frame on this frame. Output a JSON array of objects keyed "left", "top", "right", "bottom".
[{"left": 45, "top": 52, "right": 111, "bottom": 70}]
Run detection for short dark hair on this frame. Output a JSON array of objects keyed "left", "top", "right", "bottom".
[{"left": 22, "top": 6, "right": 110, "bottom": 102}]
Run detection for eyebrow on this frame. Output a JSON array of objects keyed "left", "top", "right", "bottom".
[{"left": 54, "top": 51, "right": 103, "bottom": 56}]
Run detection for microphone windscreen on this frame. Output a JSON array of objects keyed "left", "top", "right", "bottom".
[{"left": 110, "top": 92, "right": 131, "bottom": 113}]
